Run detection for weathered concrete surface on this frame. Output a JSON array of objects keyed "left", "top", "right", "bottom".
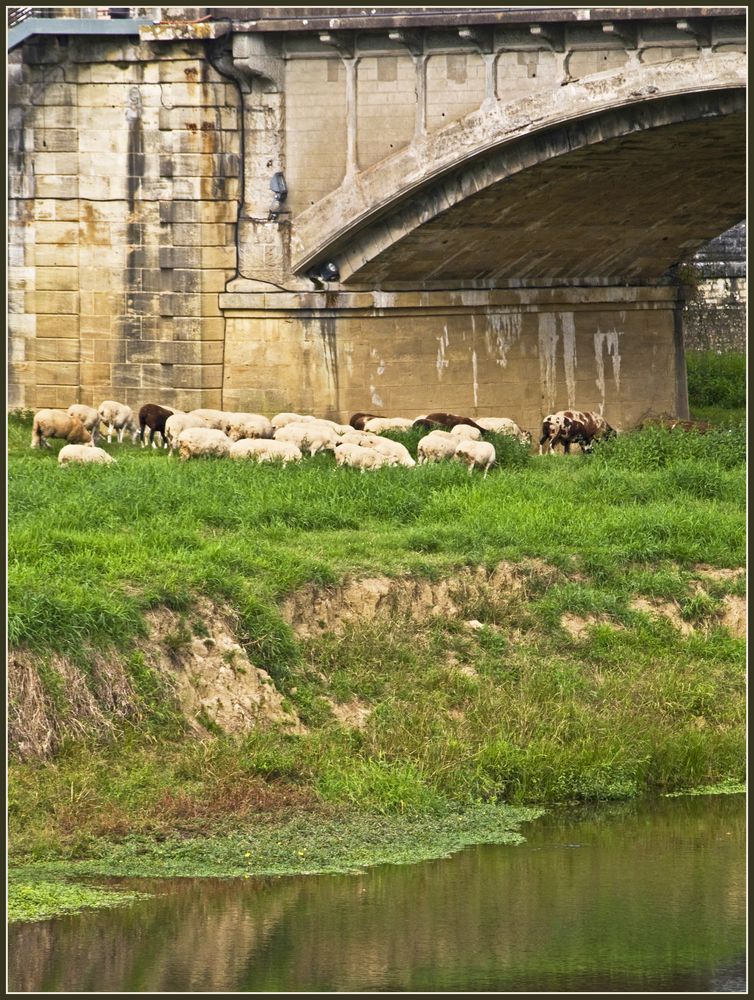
[
  {"left": 7, "top": 34, "right": 240, "bottom": 411},
  {"left": 7, "top": 9, "right": 745, "bottom": 423},
  {"left": 220, "top": 286, "right": 686, "bottom": 432}
]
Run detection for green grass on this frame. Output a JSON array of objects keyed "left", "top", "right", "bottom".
[
  {"left": 686, "top": 350, "right": 745, "bottom": 410},
  {"left": 6, "top": 405, "right": 746, "bottom": 916},
  {"left": 7, "top": 877, "right": 147, "bottom": 923}
]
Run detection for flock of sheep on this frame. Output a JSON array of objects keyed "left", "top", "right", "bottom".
[{"left": 28, "top": 401, "right": 544, "bottom": 476}]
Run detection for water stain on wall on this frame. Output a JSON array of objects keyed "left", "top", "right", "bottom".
[
  {"left": 485, "top": 312, "right": 522, "bottom": 368},
  {"left": 561, "top": 312, "right": 577, "bottom": 408},
  {"left": 594, "top": 329, "right": 622, "bottom": 414},
  {"left": 537, "top": 313, "right": 559, "bottom": 412}
]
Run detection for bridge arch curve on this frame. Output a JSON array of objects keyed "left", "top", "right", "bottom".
[{"left": 292, "top": 53, "right": 746, "bottom": 285}]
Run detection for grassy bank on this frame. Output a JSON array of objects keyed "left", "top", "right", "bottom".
[{"left": 7, "top": 398, "right": 746, "bottom": 918}]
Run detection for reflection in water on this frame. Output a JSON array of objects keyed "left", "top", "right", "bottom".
[{"left": 9, "top": 795, "right": 746, "bottom": 993}]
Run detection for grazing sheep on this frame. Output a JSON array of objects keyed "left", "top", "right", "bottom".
[
  {"left": 177, "top": 427, "right": 232, "bottom": 461},
  {"left": 363, "top": 417, "right": 414, "bottom": 434},
  {"left": 340, "top": 429, "right": 378, "bottom": 447},
  {"left": 58, "top": 444, "right": 116, "bottom": 466},
  {"left": 450, "top": 424, "right": 482, "bottom": 441},
  {"left": 164, "top": 413, "right": 210, "bottom": 452},
  {"left": 139, "top": 403, "right": 176, "bottom": 449},
  {"left": 360, "top": 436, "right": 416, "bottom": 467},
  {"left": 271, "top": 412, "right": 312, "bottom": 430},
  {"left": 454, "top": 439, "right": 496, "bottom": 476},
  {"left": 334, "top": 443, "right": 394, "bottom": 471},
  {"left": 187, "top": 409, "right": 230, "bottom": 431},
  {"left": 539, "top": 410, "right": 616, "bottom": 455},
  {"left": 414, "top": 412, "right": 485, "bottom": 432},
  {"left": 476, "top": 417, "right": 532, "bottom": 444},
  {"left": 98, "top": 401, "right": 139, "bottom": 444},
  {"left": 303, "top": 417, "right": 351, "bottom": 435},
  {"left": 67, "top": 404, "right": 103, "bottom": 441},
  {"left": 349, "top": 412, "right": 379, "bottom": 430},
  {"left": 274, "top": 422, "right": 339, "bottom": 456},
  {"left": 229, "top": 439, "right": 302, "bottom": 464},
  {"left": 417, "top": 432, "right": 459, "bottom": 465},
  {"left": 31, "top": 410, "right": 92, "bottom": 449},
  {"left": 224, "top": 413, "right": 274, "bottom": 442}
]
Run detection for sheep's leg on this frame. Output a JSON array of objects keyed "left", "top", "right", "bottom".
[
  {"left": 117, "top": 426, "right": 125, "bottom": 444},
  {"left": 107, "top": 424, "right": 114, "bottom": 444}
]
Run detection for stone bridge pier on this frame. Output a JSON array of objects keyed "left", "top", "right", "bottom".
[
  {"left": 210, "top": 7, "right": 745, "bottom": 430},
  {"left": 8, "top": 6, "right": 746, "bottom": 431}
]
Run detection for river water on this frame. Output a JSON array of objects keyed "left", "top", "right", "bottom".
[{"left": 8, "top": 794, "right": 746, "bottom": 993}]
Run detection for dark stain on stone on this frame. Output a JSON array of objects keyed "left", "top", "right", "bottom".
[{"left": 319, "top": 309, "right": 340, "bottom": 416}]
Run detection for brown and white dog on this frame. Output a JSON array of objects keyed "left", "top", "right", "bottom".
[{"left": 539, "top": 410, "right": 616, "bottom": 455}]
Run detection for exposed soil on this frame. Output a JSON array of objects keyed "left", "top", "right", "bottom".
[
  {"left": 140, "top": 598, "right": 305, "bottom": 737},
  {"left": 280, "top": 559, "right": 556, "bottom": 639}
]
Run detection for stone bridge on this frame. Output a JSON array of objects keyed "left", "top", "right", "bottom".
[{"left": 8, "top": 6, "right": 746, "bottom": 431}]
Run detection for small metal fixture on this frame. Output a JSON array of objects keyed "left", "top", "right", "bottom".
[{"left": 268, "top": 171, "right": 288, "bottom": 218}]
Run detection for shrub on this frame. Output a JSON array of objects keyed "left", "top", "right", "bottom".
[{"left": 686, "top": 351, "right": 745, "bottom": 409}]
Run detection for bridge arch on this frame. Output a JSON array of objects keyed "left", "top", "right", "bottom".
[{"left": 292, "top": 53, "right": 746, "bottom": 285}]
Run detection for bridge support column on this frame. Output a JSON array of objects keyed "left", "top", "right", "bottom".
[{"left": 219, "top": 285, "right": 686, "bottom": 432}]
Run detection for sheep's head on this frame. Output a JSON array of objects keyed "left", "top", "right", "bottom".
[{"left": 67, "top": 418, "right": 92, "bottom": 445}]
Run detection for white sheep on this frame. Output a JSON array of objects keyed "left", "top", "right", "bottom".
[
  {"left": 450, "top": 424, "right": 482, "bottom": 441},
  {"left": 363, "top": 417, "right": 414, "bottom": 434},
  {"left": 164, "top": 412, "right": 210, "bottom": 452},
  {"left": 339, "top": 429, "right": 378, "bottom": 447},
  {"left": 31, "top": 409, "right": 93, "bottom": 449},
  {"left": 67, "top": 404, "right": 103, "bottom": 440},
  {"left": 98, "top": 401, "right": 139, "bottom": 444},
  {"left": 476, "top": 417, "right": 532, "bottom": 444},
  {"left": 274, "top": 422, "right": 339, "bottom": 456},
  {"left": 453, "top": 439, "right": 496, "bottom": 476},
  {"left": 271, "top": 412, "right": 311, "bottom": 430},
  {"left": 187, "top": 408, "right": 230, "bottom": 431},
  {"left": 177, "top": 427, "right": 232, "bottom": 461},
  {"left": 229, "top": 439, "right": 302, "bottom": 464},
  {"left": 58, "top": 444, "right": 116, "bottom": 466},
  {"left": 361, "top": 436, "right": 416, "bottom": 467},
  {"left": 335, "top": 443, "right": 394, "bottom": 471},
  {"left": 310, "top": 418, "right": 356, "bottom": 435},
  {"left": 417, "top": 433, "right": 459, "bottom": 465},
  {"left": 224, "top": 412, "right": 274, "bottom": 442}
]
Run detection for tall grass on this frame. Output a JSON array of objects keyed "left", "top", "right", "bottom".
[
  {"left": 686, "top": 351, "right": 745, "bottom": 409},
  {"left": 6, "top": 408, "right": 746, "bottom": 852}
]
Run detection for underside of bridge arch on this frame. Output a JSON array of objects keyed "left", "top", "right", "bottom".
[{"left": 322, "top": 90, "right": 745, "bottom": 288}]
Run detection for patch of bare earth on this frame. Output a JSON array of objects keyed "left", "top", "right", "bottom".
[
  {"left": 328, "top": 698, "right": 371, "bottom": 730},
  {"left": 560, "top": 614, "right": 623, "bottom": 639},
  {"left": 141, "top": 598, "right": 305, "bottom": 737},
  {"left": 720, "top": 595, "right": 746, "bottom": 638},
  {"left": 692, "top": 565, "right": 745, "bottom": 583},
  {"left": 280, "top": 559, "right": 556, "bottom": 639},
  {"left": 629, "top": 597, "right": 695, "bottom": 636}
]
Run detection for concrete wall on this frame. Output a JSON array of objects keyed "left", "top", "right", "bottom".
[
  {"left": 220, "top": 287, "right": 685, "bottom": 432},
  {"left": 8, "top": 13, "right": 744, "bottom": 422},
  {"left": 8, "top": 34, "right": 240, "bottom": 411}
]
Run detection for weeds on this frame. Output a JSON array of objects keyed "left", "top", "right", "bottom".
[{"left": 6, "top": 404, "right": 746, "bottom": 870}]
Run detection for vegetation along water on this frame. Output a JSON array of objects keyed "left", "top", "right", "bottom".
[{"left": 7, "top": 351, "right": 745, "bottom": 928}]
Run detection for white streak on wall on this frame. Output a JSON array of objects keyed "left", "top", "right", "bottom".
[
  {"left": 486, "top": 312, "right": 523, "bottom": 367},
  {"left": 436, "top": 324, "right": 449, "bottom": 379},
  {"left": 538, "top": 314, "right": 559, "bottom": 411},
  {"left": 561, "top": 312, "right": 577, "bottom": 408},
  {"left": 472, "top": 349, "right": 478, "bottom": 409},
  {"left": 369, "top": 384, "right": 384, "bottom": 408},
  {"left": 372, "top": 291, "right": 396, "bottom": 309},
  {"left": 377, "top": 360, "right": 385, "bottom": 375},
  {"left": 593, "top": 329, "right": 622, "bottom": 414}
]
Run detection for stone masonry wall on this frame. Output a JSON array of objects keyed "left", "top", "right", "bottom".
[
  {"left": 8, "top": 33, "right": 240, "bottom": 412},
  {"left": 682, "top": 222, "right": 746, "bottom": 353},
  {"left": 221, "top": 287, "right": 684, "bottom": 432}
]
